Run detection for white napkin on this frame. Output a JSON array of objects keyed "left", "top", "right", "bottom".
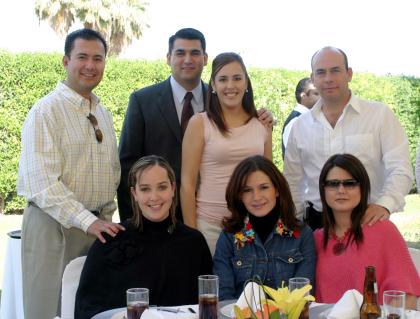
[
  {"left": 235, "top": 282, "right": 266, "bottom": 312},
  {"left": 326, "top": 289, "right": 363, "bottom": 319}
]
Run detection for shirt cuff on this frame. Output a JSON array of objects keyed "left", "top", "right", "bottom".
[
  {"left": 374, "top": 197, "right": 395, "bottom": 214},
  {"left": 74, "top": 209, "right": 98, "bottom": 232}
]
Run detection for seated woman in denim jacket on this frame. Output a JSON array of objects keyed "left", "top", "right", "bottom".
[{"left": 213, "top": 155, "right": 316, "bottom": 300}]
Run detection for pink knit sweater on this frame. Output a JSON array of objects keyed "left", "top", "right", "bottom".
[{"left": 314, "top": 220, "right": 420, "bottom": 304}]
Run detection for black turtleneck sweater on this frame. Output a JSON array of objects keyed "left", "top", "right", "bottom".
[
  {"left": 248, "top": 209, "right": 280, "bottom": 244},
  {"left": 75, "top": 217, "right": 212, "bottom": 319}
]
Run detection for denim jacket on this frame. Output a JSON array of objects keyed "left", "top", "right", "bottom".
[{"left": 213, "top": 224, "right": 316, "bottom": 300}]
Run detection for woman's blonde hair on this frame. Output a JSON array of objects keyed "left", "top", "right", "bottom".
[{"left": 128, "top": 155, "right": 177, "bottom": 231}]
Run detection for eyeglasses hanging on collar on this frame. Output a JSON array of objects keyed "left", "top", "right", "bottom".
[{"left": 87, "top": 113, "right": 103, "bottom": 143}]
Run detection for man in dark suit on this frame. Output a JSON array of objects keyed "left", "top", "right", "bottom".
[{"left": 118, "top": 28, "right": 208, "bottom": 221}]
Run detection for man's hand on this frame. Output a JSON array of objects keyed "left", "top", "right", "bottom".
[
  {"left": 87, "top": 219, "right": 125, "bottom": 243},
  {"left": 257, "top": 108, "right": 275, "bottom": 129},
  {"left": 361, "top": 203, "right": 390, "bottom": 226}
]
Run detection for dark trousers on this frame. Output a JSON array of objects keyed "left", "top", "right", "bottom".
[{"left": 305, "top": 204, "right": 323, "bottom": 230}]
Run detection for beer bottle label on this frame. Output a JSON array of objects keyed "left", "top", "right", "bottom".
[{"left": 373, "top": 282, "right": 378, "bottom": 294}]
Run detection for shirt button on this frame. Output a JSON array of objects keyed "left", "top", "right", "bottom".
[
  {"left": 288, "top": 257, "right": 294, "bottom": 263},
  {"left": 236, "top": 260, "right": 242, "bottom": 266}
]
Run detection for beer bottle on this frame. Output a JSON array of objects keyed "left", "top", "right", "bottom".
[{"left": 360, "top": 265, "right": 381, "bottom": 319}]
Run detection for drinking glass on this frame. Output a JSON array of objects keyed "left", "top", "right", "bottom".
[
  {"left": 383, "top": 290, "right": 405, "bottom": 319},
  {"left": 198, "top": 275, "right": 219, "bottom": 319},
  {"left": 288, "top": 277, "right": 310, "bottom": 319},
  {"left": 127, "top": 288, "right": 149, "bottom": 319},
  {"left": 288, "top": 277, "right": 310, "bottom": 291}
]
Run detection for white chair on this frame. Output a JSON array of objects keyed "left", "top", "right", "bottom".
[
  {"left": 408, "top": 247, "right": 420, "bottom": 275},
  {"left": 61, "top": 256, "right": 87, "bottom": 319},
  {"left": 408, "top": 248, "right": 420, "bottom": 311}
]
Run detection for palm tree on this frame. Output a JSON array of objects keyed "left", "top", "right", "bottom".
[{"left": 35, "top": 0, "right": 149, "bottom": 56}]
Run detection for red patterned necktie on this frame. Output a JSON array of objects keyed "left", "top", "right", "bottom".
[{"left": 181, "top": 91, "right": 194, "bottom": 137}]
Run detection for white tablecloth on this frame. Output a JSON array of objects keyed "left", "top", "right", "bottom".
[{"left": 0, "top": 232, "right": 24, "bottom": 319}]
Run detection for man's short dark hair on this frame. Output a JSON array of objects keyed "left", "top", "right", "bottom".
[
  {"left": 311, "top": 46, "right": 349, "bottom": 71},
  {"left": 295, "top": 77, "right": 311, "bottom": 104},
  {"left": 168, "top": 28, "right": 206, "bottom": 53},
  {"left": 64, "top": 28, "right": 108, "bottom": 57}
]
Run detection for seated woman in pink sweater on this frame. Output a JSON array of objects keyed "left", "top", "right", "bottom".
[{"left": 315, "top": 153, "right": 420, "bottom": 309}]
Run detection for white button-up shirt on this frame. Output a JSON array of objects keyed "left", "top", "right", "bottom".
[
  {"left": 284, "top": 93, "right": 413, "bottom": 219},
  {"left": 170, "top": 76, "right": 204, "bottom": 122},
  {"left": 18, "top": 82, "right": 120, "bottom": 232}
]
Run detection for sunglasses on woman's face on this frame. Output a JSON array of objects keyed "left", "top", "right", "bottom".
[
  {"left": 87, "top": 113, "right": 103, "bottom": 143},
  {"left": 323, "top": 179, "right": 359, "bottom": 190}
]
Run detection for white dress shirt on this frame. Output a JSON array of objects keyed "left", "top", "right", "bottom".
[
  {"left": 282, "top": 104, "right": 310, "bottom": 149},
  {"left": 18, "top": 82, "right": 120, "bottom": 232},
  {"left": 284, "top": 93, "right": 413, "bottom": 219},
  {"left": 170, "top": 76, "right": 204, "bottom": 122}
]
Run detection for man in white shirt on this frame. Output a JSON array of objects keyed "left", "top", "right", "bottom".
[
  {"left": 18, "top": 28, "right": 124, "bottom": 319},
  {"left": 284, "top": 46, "right": 413, "bottom": 230},
  {"left": 281, "top": 77, "right": 319, "bottom": 158}
]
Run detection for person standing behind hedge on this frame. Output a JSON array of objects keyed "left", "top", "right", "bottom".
[
  {"left": 17, "top": 28, "right": 124, "bottom": 319},
  {"left": 284, "top": 46, "right": 413, "bottom": 230}
]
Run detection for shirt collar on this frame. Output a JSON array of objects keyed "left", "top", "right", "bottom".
[
  {"left": 311, "top": 90, "right": 360, "bottom": 121},
  {"left": 57, "top": 81, "right": 100, "bottom": 111},
  {"left": 170, "top": 76, "right": 203, "bottom": 105},
  {"left": 295, "top": 104, "right": 311, "bottom": 114}
]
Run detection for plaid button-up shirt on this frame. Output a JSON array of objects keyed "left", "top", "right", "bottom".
[{"left": 18, "top": 82, "right": 120, "bottom": 232}]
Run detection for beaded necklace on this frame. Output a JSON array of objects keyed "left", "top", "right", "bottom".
[{"left": 331, "top": 228, "right": 351, "bottom": 256}]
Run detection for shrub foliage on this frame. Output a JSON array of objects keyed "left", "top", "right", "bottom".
[{"left": 0, "top": 51, "right": 419, "bottom": 213}]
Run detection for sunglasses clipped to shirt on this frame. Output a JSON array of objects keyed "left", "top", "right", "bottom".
[
  {"left": 323, "top": 179, "right": 360, "bottom": 190},
  {"left": 87, "top": 113, "right": 103, "bottom": 143}
]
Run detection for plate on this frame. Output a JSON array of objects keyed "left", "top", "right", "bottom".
[
  {"left": 111, "top": 310, "right": 127, "bottom": 319},
  {"left": 220, "top": 303, "right": 235, "bottom": 318}
]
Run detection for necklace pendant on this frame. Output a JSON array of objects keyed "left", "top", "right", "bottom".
[{"left": 332, "top": 242, "right": 346, "bottom": 255}]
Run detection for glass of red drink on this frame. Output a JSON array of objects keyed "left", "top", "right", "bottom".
[
  {"left": 198, "top": 275, "right": 219, "bottom": 319},
  {"left": 127, "top": 288, "right": 149, "bottom": 319}
]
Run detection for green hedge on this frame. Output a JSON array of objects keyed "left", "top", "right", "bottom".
[{"left": 1, "top": 51, "right": 419, "bottom": 213}]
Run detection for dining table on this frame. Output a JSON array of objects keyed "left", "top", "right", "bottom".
[{"left": 91, "top": 300, "right": 336, "bottom": 319}]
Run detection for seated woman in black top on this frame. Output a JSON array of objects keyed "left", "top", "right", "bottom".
[{"left": 75, "top": 155, "right": 212, "bottom": 319}]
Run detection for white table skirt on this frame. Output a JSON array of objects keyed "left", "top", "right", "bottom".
[{"left": 0, "top": 232, "right": 24, "bottom": 319}]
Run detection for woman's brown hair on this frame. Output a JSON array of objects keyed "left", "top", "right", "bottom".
[
  {"left": 206, "top": 52, "right": 258, "bottom": 135},
  {"left": 319, "top": 153, "right": 370, "bottom": 249},
  {"left": 223, "top": 155, "right": 299, "bottom": 233}
]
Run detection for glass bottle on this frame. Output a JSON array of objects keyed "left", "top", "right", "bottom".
[{"left": 360, "top": 265, "right": 382, "bottom": 319}]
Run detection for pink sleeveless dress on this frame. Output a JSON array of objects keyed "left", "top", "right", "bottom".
[{"left": 196, "top": 112, "right": 268, "bottom": 225}]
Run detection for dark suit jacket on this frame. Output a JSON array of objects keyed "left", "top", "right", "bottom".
[{"left": 117, "top": 77, "right": 208, "bottom": 221}]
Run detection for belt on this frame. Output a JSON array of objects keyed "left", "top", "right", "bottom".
[
  {"left": 90, "top": 210, "right": 100, "bottom": 216},
  {"left": 28, "top": 202, "right": 101, "bottom": 216}
]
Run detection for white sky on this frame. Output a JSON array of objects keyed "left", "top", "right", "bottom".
[{"left": 1, "top": 0, "right": 419, "bottom": 76}]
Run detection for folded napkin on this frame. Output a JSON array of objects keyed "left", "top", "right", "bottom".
[
  {"left": 326, "top": 289, "right": 363, "bottom": 319},
  {"left": 235, "top": 281, "right": 266, "bottom": 313}
]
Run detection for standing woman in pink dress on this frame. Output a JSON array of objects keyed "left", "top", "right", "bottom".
[
  {"left": 315, "top": 153, "right": 420, "bottom": 308},
  {"left": 181, "top": 52, "right": 272, "bottom": 254}
]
